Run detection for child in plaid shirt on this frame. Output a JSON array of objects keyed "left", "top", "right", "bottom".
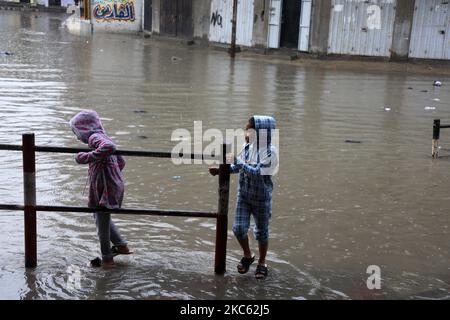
[{"left": 210, "top": 116, "right": 277, "bottom": 280}]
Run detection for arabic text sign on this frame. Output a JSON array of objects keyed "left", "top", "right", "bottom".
[{"left": 93, "top": 1, "right": 135, "bottom": 22}]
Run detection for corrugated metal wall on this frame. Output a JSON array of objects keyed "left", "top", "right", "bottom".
[
  {"left": 208, "top": 0, "right": 254, "bottom": 46},
  {"left": 409, "top": 0, "right": 450, "bottom": 60},
  {"left": 328, "top": 0, "right": 397, "bottom": 57}
]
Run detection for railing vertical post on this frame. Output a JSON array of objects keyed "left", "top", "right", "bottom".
[
  {"left": 215, "top": 143, "right": 230, "bottom": 274},
  {"left": 432, "top": 119, "right": 440, "bottom": 159},
  {"left": 229, "top": 0, "right": 238, "bottom": 58},
  {"left": 23, "top": 133, "right": 37, "bottom": 268}
]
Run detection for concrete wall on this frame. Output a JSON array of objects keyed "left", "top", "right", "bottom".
[
  {"left": 193, "top": 0, "right": 210, "bottom": 40},
  {"left": 309, "top": 0, "right": 331, "bottom": 55},
  {"left": 252, "top": 0, "right": 269, "bottom": 48},
  {"left": 91, "top": 0, "right": 142, "bottom": 33},
  {"left": 390, "top": 0, "right": 414, "bottom": 60},
  {"left": 151, "top": 0, "right": 159, "bottom": 33}
]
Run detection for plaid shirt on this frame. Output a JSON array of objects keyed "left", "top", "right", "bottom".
[
  {"left": 230, "top": 144, "right": 277, "bottom": 201},
  {"left": 230, "top": 116, "right": 277, "bottom": 201}
]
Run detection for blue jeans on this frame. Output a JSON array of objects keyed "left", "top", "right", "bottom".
[{"left": 94, "top": 212, "right": 127, "bottom": 261}]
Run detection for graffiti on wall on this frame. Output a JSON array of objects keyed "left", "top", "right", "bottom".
[
  {"left": 211, "top": 10, "right": 223, "bottom": 28},
  {"left": 93, "top": 0, "right": 135, "bottom": 22}
]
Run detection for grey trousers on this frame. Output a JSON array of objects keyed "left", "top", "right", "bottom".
[{"left": 94, "top": 212, "right": 127, "bottom": 261}]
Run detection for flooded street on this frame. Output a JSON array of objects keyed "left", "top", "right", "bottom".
[{"left": 0, "top": 11, "right": 449, "bottom": 300}]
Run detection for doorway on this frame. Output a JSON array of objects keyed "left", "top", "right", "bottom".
[
  {"left": 160, "top": 0, "right": 193, "bottom": 39},
  {"left": 144, "top": 0, "right": 152, "bottom": 32},
  {"left": 280, "top": 0, "right": 300, "bottom": 49},
  {"left": 267, "top": 0, "right": 312, "bottom": 51}
]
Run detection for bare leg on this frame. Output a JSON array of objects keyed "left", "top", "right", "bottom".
[
  {"left": 237, "top": 235, "right": 253, "bottom": 259},
  {"left": 236, "top": 235, "right": 255, "bottom": 273},
  {"left": 258, "top": 240, "right": 268, "bottom": 265}
]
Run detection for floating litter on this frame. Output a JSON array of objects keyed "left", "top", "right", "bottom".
[
  {"left": 172, "top": 175, "right": 182, "bottom": 181},
  {"left": 433, "top": 81, "right": 442, "bottom": 87},
  {"left": 433, "top": 98, "right": 440, "bottom": 102},
  {"left": 383, "top": 107, "right": 391, "bottom": 111},
  {"left": 424, "top": 106, "right": 436, "bottom": 110},
  {"left": 345, "top": 140, "right": 362, "bottom": 144}
]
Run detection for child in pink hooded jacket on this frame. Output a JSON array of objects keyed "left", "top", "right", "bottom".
[{"left": 69, "top": 110, "right": 131, "bottom": 267}]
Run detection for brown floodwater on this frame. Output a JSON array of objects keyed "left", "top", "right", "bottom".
[{"left": 0, "top": 11, "right": 449, "bottom": 300}]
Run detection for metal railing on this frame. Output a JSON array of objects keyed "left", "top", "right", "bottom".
[
  {"left": 432, "top": 119, "right": 450, "bottom": 158},
  {"left": 0, "top": 133, "right": 231, "bottom": 274}
]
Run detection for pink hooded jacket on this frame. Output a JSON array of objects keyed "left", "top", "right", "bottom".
[{"left": 69, "top": 110, "right": 125, "bottom": 209}]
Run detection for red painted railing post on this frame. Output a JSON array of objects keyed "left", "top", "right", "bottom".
[
  {"left": 214, "top": 143, "right": 230, "bottom": 274},
  {"left": 23, "top": 133, "right": 37, "bottom": 268},
  {"left": 432, "top": 119, "right": 440, "bottom": 159}
]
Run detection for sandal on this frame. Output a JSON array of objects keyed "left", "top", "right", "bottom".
[
  {"left": 255, "top": 264, "right": 268, "bottom": 280},
  {"left": 237, "top": 256, "right": 255, "bottom": 274},
  {"left": 111, "top": 245, "right": 133, "bottom": 257}
]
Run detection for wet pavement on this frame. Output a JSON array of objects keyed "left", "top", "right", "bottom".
[{"left": 0, "top": 11, "right": 449, "bottom": 300}]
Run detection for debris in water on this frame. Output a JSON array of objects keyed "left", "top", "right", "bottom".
[
  {"left": 133, "top": 110, "right": 148, "bottom": 114},
  {"left": 407, "top": 87, "right": 413, "bottom": 90},
  {"left": 433, "top": 98, "right": 440, "bottom": 102},
  {"left": 0, "top": 51, "right": 13, "bottom": 56},
  {"left": 137, "top": 135, "right": 148, "bottom": 139},
  {"left": 421, "top": 90, "right": 428, "bottom": 93},
  {"left": 383, "top": 107, "right": 391, "bottom": 112},
  {"left": 171, "top": 56, "right": 182, "bottom": 62},
  {"left": 424, "top": 106, "right": 436, "bottom": 111},
  {"left": 433, "top": 81, "right": 442, "bottom": 87},
  {"left": 172, "top": 175, "right": 182, "bottom": 181},
  {"left": 345, "top": 140, "right": 362, "bottom": 144}
]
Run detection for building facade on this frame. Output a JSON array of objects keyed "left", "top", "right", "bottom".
[
  {"left": 5, "top": 0, "right": 447, "bottom": 61},
  {"left": 141, "top": 0, "right": 449, "bottom": 61}
]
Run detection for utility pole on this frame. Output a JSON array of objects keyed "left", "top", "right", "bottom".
[{"left": 229, "top": 0, "right": 238, "bottom": 58}]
